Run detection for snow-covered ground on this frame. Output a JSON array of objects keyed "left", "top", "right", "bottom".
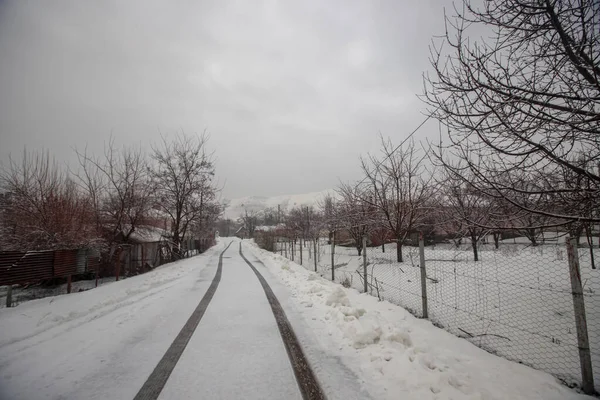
[
  {"left": 0, "top": 236, "right": 594, "bottom": 399},
  {"left": 0, "top": 276, "right": 119, "bottom": 308},
  {"left": 261, "top": 239, "right": 597, "bottom": 399},
  {"left": 0, "top": 239, "right": 369, "bottom": 400},
  {"left": 281, "top": 238, "right": 600, "bottom": 391},
  {"left": 0, "top": 244, "right": 227, "bottom": 399}
]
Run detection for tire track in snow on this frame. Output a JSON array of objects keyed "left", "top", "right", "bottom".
[
  {"left": 133, "top": 241, "right": 233, "bottom": 400},
  {"left": 239, "top": 243, "right": 327, "bottom": 400}
]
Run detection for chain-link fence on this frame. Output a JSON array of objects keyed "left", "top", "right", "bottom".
[
  {"left": 274, "top": 235, "right": 599, "bottom": 394},
  {"left": 578, "top": 243, "right": 600, "bottom": 394}
]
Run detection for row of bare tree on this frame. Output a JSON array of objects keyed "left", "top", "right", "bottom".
[
  {"left": 0, "top": 133, "right": 221, "bottom": 259},
  {"left": 255, "top": 133, "right": 595, "bottom": 265},
  {"left": 256, "top": 0, "right": 599, "bottom": 265}
]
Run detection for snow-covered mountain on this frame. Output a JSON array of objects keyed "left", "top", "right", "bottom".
[{"left": 223, "top": 189, "right": 336, "bottom": 220}]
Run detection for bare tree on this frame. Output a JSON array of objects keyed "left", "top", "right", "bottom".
[
  {"left": 75, "top": 139, "right": 154, "bottom": 244},
  {"left": 0, "top": 150, "right": 97, "bottom": 250},
  {"left": 240, "top": 208, "right": 260, "bottom": 239},
  {"left": 494, "top": 172, "right": 556, "bottom": 246},
  {"left": 261, "top": 207, "right": 279, "bottom": 226},
  {"left": 319, "top": 194, "right": 338, "bottom": 245},
  {"left": 335, "top": 182, "right": 373, "bottom": 256},
  {"left": 285, "top": 207, "right": 305, "bottom": 244},
  {"left": 371, "top": 224, "right": 391, "bottom": 253},
  {"left": 438, "top": 171, "right": 496, "bottom": 261},
  {"left": 285, "top": 205, "right": 321, "bottom": 246},
  {"left": 190, "top": 188, "right": 222, "bottom": 241},
  {"left": 361, "top": 137, "right": 433, "bottom": 262},
  {"left": 424, "top": 0, "right": 600, "bottom": 224},
  {"left": 151, "top": 132, "right": 217, "bottom": 258}
]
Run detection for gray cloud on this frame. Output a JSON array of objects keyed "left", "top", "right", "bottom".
[{"left": 0, "top": 0, "right": 451, "bottom": 199}]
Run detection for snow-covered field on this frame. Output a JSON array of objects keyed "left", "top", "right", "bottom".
[
  {"left": 277, "top": 238, "right": 600, "bottom": 393},
  {"left": 247, "top": 240, "right": 594, "bottom": 399}
]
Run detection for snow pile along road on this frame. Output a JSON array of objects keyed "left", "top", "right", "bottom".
[{"left": 244, "top": 241, "right": 593, "bottom": 400}]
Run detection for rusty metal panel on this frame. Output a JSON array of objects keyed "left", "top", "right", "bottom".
[
  {"left": 0, "top": 251, "right": 54, "bottom": 285},
  {"left": 53, "top": 249, "right": 78, "bottom": 277}
]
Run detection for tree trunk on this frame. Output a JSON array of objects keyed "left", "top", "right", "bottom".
[
  {"left": 571, "top": 224, "right": 584, "bottom": 245},
  {"left": 527, "top": 228, "right": 538, "bottom": 246},
  {"left": 396, "top": 238, "right": 403, "bottom": 262},
  {"left": 584, "top": 224, "right": 596, "bottom": 270},
  {"left": 172, "top": 231, "right": 182, "bottom": 260},
  {"left": 357, "top": 245, "right": 362, "bottom": 256},
  {"left": 471, "top": 233, "right": 479, "bottom": 262},
  {"left": 493, "top": 232, "right": 500, "bottom": 249},
  {"left": 381, "top": 242, "right": 385, "bottom": 253}
]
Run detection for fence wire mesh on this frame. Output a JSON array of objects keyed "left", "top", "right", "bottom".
[
  {"left": 274, "top": 235, "right": 599, "bottom": 393},
  {"left": 424, "top": 242, "right": 582, "bottom": 388}
]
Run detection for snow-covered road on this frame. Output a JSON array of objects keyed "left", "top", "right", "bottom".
[
  {"left": 2, "top": 236, "right": 586, "bottom": 400},
  {"left": 0, "top": 238, "right": 367, "bottom": 400},
  {"left": 156, "top": 242, "right": 303, "bottom": 399}
]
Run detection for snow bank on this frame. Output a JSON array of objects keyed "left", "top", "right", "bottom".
[{"left": 244, "top": 241, "right": 592, "bottom": 400}]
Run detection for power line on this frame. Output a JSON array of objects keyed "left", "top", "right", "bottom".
[
  {"left": 355, "top": 113, "right": 434, "bottom": 187},
  {"left": 327, "top": 113, "right": 435, "bottom": 222}
]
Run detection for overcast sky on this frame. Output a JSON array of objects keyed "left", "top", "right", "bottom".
[{"left": 0, "top": 0, "right": 451, "bottom": 199}]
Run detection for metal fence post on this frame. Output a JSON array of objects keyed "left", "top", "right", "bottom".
[
  {"left": 419, "top": 233, "right": 428, "bottom": 319},
  {"left": 314, "top": 238, "right": 318, "bottom": 272},
  {"left": 95, "top": 257, "right": 99, "bottom": 288},
  {"left": 115, "top": 248, "right": 121, "bottom": 282},
  {"left": 566, "top": 237, "right": 595, "bottom": 395},
  {"left": 363, "top": 235, "right": 368, "bottom": 293},
  {"left": 331, "top": 231, "right": 335, "bottom": 282},
  {"left": 142, "top": 245, "right": 146, "bottom": 270},
  {"left": 6, "top": 285, "right": 12, "bottom": 308},
  {"left": 317, "top": 239, "right": 320, "bottom": 263}
]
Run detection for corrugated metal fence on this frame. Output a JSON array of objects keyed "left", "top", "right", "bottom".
[
  {"left": 0, "top": 237, "right": 215, "bottom": 307},
  {"left": 0, "top": 250, "right": 76, "bottom": 286}
]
